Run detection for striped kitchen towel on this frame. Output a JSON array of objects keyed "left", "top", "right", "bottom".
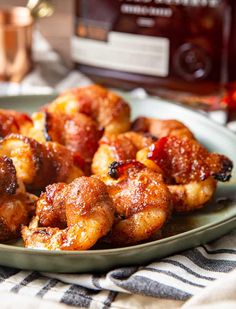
[{"left": 0, "top": 229, "right": 236, "bottom": 308}]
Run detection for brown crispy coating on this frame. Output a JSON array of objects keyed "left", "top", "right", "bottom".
[
  {"left": 100, "top": 161, "right": 172, "bottom": 245},
  {"left": 0, "top": 193, "right": 37, "bottom": 241},
  {"left": 0, "top": 134, "right": 83, "bottom": 190},
  {"left": 92, "top": 132, "right": 155, "bottom": 175},
  {"left": 65, "top": 177, "right": 114, "bottom": 226},
  {"left": 28, "top": 111, "right": 103, "bottom": 162},
  {"left": 168, "top": 177, "right": 217, "bottom": 213},
  {"left": 132, "top": 117, "right": 194, "bottom": 139},
  {"left": 44, "top": 85, "right": 131, "bottom": 136},
  {"left": 36, "top": 176, "right": 117, "bottom": 230},
  {"left": 36, "top": 183, "right": 67, "bottom": 228},
  {"left": 106, "top": 161, "right": 171, "bottom": 217},
  {"left": 148, "top": 136, "right": 233, "bottom": 184},
  {"left": 137, "top": 145, "right": 218, "bottom": 212},
  {"left": 22, "top": 177, "right": 115, "bottom": 250},
  {"left": 0, "top": 156, "right": 18, "bottom": 195},
  {"left": 0, "top": 109, "right": 32, "bottom": 138},
  {"left": 61, "top": 113, "right": 103, "bottom": 160},
  {"left": 0, "top": 155, "right": 37, "bottom": 241}
]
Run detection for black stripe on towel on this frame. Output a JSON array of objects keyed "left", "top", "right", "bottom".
[
  {"left": 36, "top": 278, "right": 59, "bottom": 298},
  {"left": 109, "top": 269, "right": 191, "bottom": 300},
  {"left": 202, "top": 245, "right": 236, "bottom": 255},
  {"left": 145, "top": 267, "right": 205, "bottom": 288},
  {"left": 103, "top": 291, "right": 118, "bottom": 308},
  {"left": 183, "top": 249, "right": 236, "bottom": 272},
  {"left": 61, "top": 284, "right": 100, "bottom": 308},
  {"left": 11, "top": 272, "right": 40, "bottom": 293},
  {"left": 92, "top": 274, "right": 102, "bottom": 289},
  {"left": 162, "top": 259, "right": 214, "bottom": 281},
  {"left": 109, "top": 267, "right": 139, "bottom": 281},
  {"left": 135, "top": 275, "right": 191, "bottom": 300},
  {"left": 0, "top": 266, "right": 20, "bottom": 283}
]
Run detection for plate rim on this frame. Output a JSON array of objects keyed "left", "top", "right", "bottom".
[{"left": 1, "top": 215, "right": 236, "bottom": 256}]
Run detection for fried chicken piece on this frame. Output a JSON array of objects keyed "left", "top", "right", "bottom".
[
  {"left": 43, "top": 85, "right": 131, "bottom": 137},
  {"left": 132, "top": 117, "right": 194, "bottom": 139},
  {"left": 0, "top": 134, "right": 83, "bottom": 191},
  {"left": 99, "top": 161, "right": 172, "bottom": 246},
  {"left": 0, "top": 109, "right": 32, "bottom": 138},
  {"left": 22, "top": 177, "right": 114, "bottom": 250},
  {"left": 0, "top": 156, "right": 37, "bottom": 241}
]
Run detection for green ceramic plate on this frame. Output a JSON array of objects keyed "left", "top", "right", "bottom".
[{"left": 0, "top": 93, "right": 235, "bottom": 273}]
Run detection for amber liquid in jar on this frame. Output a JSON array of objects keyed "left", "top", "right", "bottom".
[{"left": 72, "top": 0, "right": 236, "bottom": 110}]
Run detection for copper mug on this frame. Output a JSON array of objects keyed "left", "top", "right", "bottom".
[
  {"left": 0, "top": 7, "right": 33, "bottom": 82},
  {"left": 0, "top": 1, "right": 54, "bottom": 82}
]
